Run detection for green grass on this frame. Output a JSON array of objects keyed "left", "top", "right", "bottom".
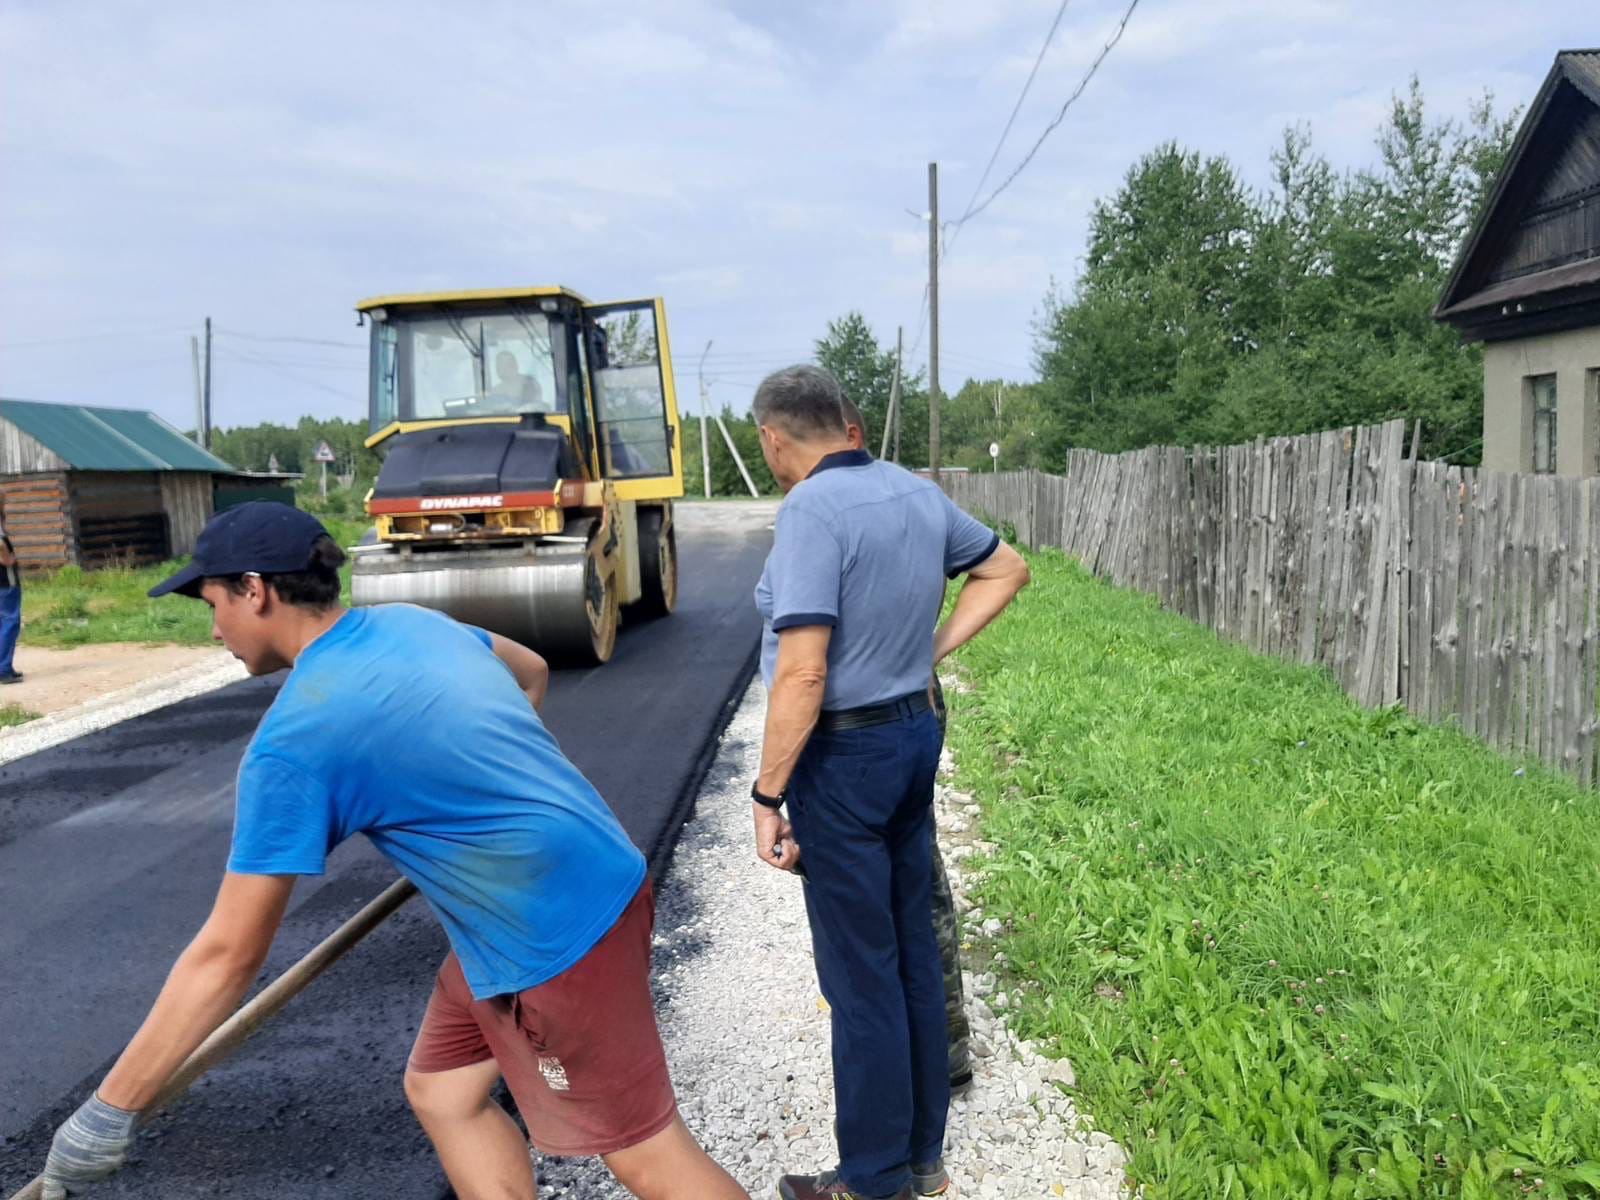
[
  {"left": 20, "top": 516, "right": 368, "bottom": 648},
  {"left": 946, "top": 549, "right": 1600, "bottom": 1199},
  {"left": 0, "top": 702, "right": 40, "bottom": 728}
]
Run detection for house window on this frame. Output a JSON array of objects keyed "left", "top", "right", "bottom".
[{"left": 1530, "top": 374, "right": 1556, "bottom": 474}]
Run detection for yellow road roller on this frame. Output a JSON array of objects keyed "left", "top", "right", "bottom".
[{"left": 349, "top": 286, "right": 683, "bottom": 664}]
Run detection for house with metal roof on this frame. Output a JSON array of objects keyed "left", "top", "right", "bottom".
[
  {"left": 0, "top": 397, "right": 242, "bottom": 570},
  {"left": 1435, "top": 49, "right": 1600, "bottom": 477}
]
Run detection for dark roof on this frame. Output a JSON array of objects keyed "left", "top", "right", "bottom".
[
  {"left": 0, "top": 398, "right": 236, "bottom": 472},
  {"left": 1435, "top": 50, "right": 1600, "bottom": 341}
]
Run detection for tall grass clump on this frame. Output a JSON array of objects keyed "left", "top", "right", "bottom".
[{"left": 946, "top": 549, "right": 1600, "bottom": 1198}]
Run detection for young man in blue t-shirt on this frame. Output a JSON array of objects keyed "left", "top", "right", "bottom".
[{"left": 35, "top": 502, "right": 748, "bottom": 1200}]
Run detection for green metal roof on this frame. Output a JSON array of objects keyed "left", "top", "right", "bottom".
[{"left": 0, "top": 397, "right": 236, "bottom": 472}]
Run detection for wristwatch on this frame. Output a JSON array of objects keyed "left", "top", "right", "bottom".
[{"left": 750, "top": 781, "right": 785, "bottom": 809}]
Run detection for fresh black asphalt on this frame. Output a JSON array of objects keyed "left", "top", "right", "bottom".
[{"left": 0, "top": 514, "right": 771, "bottom": 1198}]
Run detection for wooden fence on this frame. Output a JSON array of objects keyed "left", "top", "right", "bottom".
[{"left": 943, "top": 420, "right": 1600, "bottom": 789}]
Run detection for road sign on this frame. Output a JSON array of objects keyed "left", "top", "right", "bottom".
[{"left": 313, "top": 440, "right": 336, "bottom": 463}]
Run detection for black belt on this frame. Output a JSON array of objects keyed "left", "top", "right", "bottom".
[{"left": 816, "top": 690, "right": 931, "bottom": 733}]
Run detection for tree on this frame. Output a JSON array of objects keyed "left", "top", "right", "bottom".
[
  {"left": 812, "top": 312, "right": 932, "bottom": 467},
  {"left": 1034, "top": 79, "right": 1519, "bottom": 463}
]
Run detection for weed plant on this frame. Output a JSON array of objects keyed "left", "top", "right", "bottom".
[
  {"left": 20, "top": 517, "right": 367, "bottom": 648},
  {"left": 946, "top": 549, "right": 1600, "bottom": 1198},
  {"left": 0, "top": 703, "right": 39, "bottom": 728}
]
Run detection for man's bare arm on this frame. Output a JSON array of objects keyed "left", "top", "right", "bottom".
[
  {"left": 753, "top": 625, "right": 831, "bottom": 873},
  {"left": 97, "top": 872, "right": 296, "bottom": 1110},
  {"left": 488, "top": 632, "right": 550, "bottom": 712},
  {"left": 757, "top": 625, "right": 831, "bottom": 798},
  {"left": 0, "top": 538, "right": 16, "bottom": 568},
  {"left": 931, "top": 541, "right": 1030, "bottom": 665}
]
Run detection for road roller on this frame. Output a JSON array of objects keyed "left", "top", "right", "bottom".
[{"left": 348, "top": 287, "right": 683, "bottom": 664}]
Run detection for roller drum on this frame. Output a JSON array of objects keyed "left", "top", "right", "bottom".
[{"left": 351, "top": 544, "right": 611, "bottom": 662}]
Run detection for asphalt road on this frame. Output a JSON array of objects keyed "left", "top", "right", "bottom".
[{"left": 0, "top": 503, "right": 775, "bottom": 1199}]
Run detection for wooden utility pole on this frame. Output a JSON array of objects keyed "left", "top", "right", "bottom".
[
  {"left": 697, "top": 339, "right": 713, "bottom": 498},
  {"left": 190, "top": 335, "right": 204, "bottom": 445},
  {"left": 202, "top": 316, "right": 213, "bottom": 450},
  {"left": 927, "top": 163, "right": 941, "bottom": 482},
  {"left": 893, "top": 327, "right": 904, "bottom": 462},
  {"left": 879, "top": 326, "right": 902, "bottom": 461}
]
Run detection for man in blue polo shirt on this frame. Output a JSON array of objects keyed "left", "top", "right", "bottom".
[
  {"left": 35, "top": 502, "right": 748, "bottom": 1200},
  {"left": 747, "top": 367, "right": 1030, "bottom": 1200}
]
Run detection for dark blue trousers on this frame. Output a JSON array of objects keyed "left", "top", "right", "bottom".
[
  {"left": 0, "top": 586, "right": 19, "bottom": 677},
  {"left": 787, "top": 709, "right": 947, "bottom": 1198}
]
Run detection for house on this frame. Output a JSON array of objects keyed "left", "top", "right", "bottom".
[
  {"left": 1435, "top": 49, "right": 1600, "bottom": 477},
  {"left": 0, "top": 397, "right": 292, "bottom": 571}
]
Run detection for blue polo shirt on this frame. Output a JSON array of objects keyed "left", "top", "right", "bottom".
[
  {"left": 228, "top": 604, "right": 646, "bottom": 1001},
  {"left": 755, "top": 450, "right": 1000, "bottom": 710}
]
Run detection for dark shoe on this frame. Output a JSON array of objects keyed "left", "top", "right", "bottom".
[
  {"left": 948, "top": 1068, "right": 973, "bottom": 1095},
  {"left": 778, "top": 1169, "right": 912, "bottom": 1200},
  {"left": 0, "top": 671, "right": 22, "bottom": 685},
  {"left": 911, "top": 1160, "right": 950, "bottom": 1196}
]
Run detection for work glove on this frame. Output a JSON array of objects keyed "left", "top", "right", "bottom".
[{"left": 39, "top": 1092, "right": 139, "bottom": 1199}]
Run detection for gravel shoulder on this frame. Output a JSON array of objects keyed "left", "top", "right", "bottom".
[{"left": 537, "top": 678, "right": 1132, "bottom": 1199}]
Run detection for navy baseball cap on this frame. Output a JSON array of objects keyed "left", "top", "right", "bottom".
[{"left": 149, "top": 502, "right": 332, "bottom": 598}]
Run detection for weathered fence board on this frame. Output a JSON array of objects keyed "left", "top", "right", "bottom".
[{"left": 942, "top": 419, "right": 1600, "bottom": 790}]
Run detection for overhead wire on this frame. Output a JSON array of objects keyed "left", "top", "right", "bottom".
[
  {"left": 214, "top": 327, "right": 364, "bottom": 350},
  {"left": 951, "top": 0, "right": 1141, "bottom": 230},
  {"left": 903, "top": 0, "right": 1140, "bottom": 377}
]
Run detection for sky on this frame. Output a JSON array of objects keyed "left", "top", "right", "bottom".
[{"left": 1, "top": 1, "right": 1594, "bottom": 436}]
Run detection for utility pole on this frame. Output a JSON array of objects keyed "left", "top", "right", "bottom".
[
  {"left": 202, "top": 316, "right": 213, "bottom": 451},
  {"left": 697, "top": 339, "right": 713, "bottom": 499},
  {"left": 893, "top": 327, "right": 904, "bottom": 463},
  {"left": 190, "top": 335, "right": 204, "bottom": 445},
  {"left": 879, "top": 326, "right": 902, "bottom": 461},
  {"left": 927, "top": 162, "right": 941, "bottom": 483}
]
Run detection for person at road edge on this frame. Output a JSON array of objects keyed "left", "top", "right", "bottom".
[
  {"left": 34, "top": 501, "right": 749, "bottom": 1200},
  {"left": 747, "top": 366, "right": 1029, "bottom": 1200}
]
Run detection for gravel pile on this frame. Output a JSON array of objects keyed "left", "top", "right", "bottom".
[{"left": 537, "top": 679, "right": 1131, "bottom": 1198}]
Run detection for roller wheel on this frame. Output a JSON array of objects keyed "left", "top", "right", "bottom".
[
  {"left": 580, "top": 546, "right": 620, "bottom": 665},
  {"left": 634, "top": 507, "right": 677, "bottom": 619}
]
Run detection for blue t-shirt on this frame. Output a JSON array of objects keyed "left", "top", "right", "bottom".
[
  {"left": 755, "top": 450, "right": 1000, "bottom": 710},
  {"left": 228, "top": 604, "right": 646, "bottom": 1000}
]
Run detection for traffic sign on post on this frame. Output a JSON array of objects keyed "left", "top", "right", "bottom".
[
  {"left": 989, "top": 442, "right": 1000, "bottom": 473},
  {"left": 314, "top": 440, "right": 335, "bottom": 498}
]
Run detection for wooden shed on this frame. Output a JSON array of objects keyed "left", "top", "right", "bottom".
[
  {"left": 1435, "top": 49, "right": 1600, "bottom": 477},
  {"left": 0, "top": 397, "right": 239, "bottom": 571}
]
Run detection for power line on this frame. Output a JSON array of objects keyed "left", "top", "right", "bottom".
[
  {"left": 215, "top": 348, "right": 362, "bottom": 402},
  {"left": 954, "top": 0, "right": 1141, "bottom": 229},
  {"left": 214, "top": 327, "right": 364, "bottom": 350},
  {"left": 950, "top": 0, "right": 1074, "bottom": 255},
  {"left": 904, "top": 0, "right": 1139, "bottom": 375}
]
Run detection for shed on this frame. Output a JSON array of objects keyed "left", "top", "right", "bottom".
[
  {"left": 0, "top": 397, "right": 237, "bottom": 571},
  {"left": 1434, "top": 49, "right": 1600, "bottom": 477}
]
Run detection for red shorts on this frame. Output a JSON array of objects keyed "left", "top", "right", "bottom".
[{"left": 407, "top": 880, "right": 677, "bottom": 1156}]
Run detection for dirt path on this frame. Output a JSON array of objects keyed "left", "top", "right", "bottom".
[{"left": 2, "top": 643, "right": 234, "bottom": 718}]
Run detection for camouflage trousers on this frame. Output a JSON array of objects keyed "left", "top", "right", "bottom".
[{"left": 930, "top": 678, "right": 972, "bottom": 1084}]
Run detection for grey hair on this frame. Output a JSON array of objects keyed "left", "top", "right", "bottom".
[{"left": 752, "top": 365, "right": 851, "bottom": 442}]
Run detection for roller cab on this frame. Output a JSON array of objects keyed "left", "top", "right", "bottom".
[{"left": 350, "top": 287, "right": 682, "bottom": 664}]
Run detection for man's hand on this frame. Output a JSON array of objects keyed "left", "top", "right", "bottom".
[
  {"left": 39, "top": 1092, "right": 140, "bottom": 1199},
  {"left": 753, "top": 803, "right": 801, "bottom": 873}
]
